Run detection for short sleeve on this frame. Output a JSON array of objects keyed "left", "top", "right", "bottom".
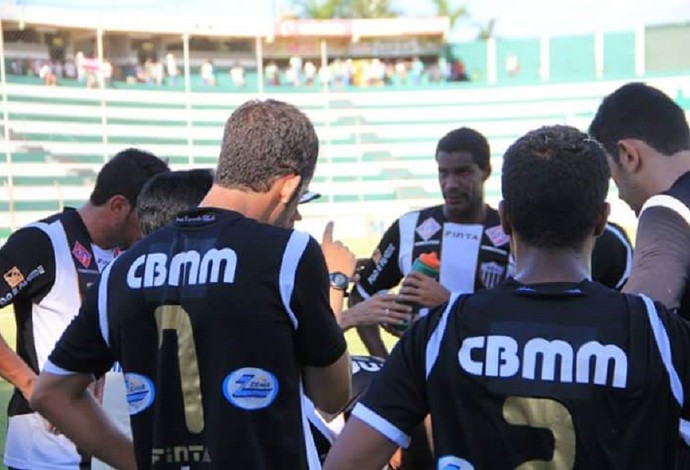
[
  {"left": 291, "top": 236, "right": 347, "bottom": 367},
  {"left": 0, "top": 227, "right": 55, "bottom": 308},
  {"left": 354, "top": 219, "right": 403, "bottom": 299},
  {"left": 352, "top": 310, "right": 436, "bottom": 448},
  {"left": 45, "top": 280, "right": 115, "bottom": 376}
]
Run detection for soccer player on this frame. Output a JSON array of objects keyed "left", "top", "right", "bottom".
[
  {"left": 353, "top": 127, "right": 512, "bottom": 359},
  {"left": 30, "top": 99, "right": 351, "bottom": 470},
  {"left": 0, "top": 148, "right": 168, "bottom": 470},
  {"left": 325, "top": 125, "right": 690, "bottom": 469},
  {"left": 590, "top": 82, "right": 690, "bottom": 314}
]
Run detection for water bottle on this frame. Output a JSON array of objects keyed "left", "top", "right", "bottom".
[{"left": 388, "top": 252, "right": 441, "bottom": 334}]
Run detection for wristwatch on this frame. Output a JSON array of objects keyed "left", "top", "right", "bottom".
[{"left": 329, "top": 272, "right": 350, "bottom": 291}]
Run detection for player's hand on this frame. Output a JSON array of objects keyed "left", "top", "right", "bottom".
[
  {"left": 398, "top": 272, "right": 450, "bottom": 308},
  {"left": 340, "top": 294, "right": 412, "bottom": 330},
  {"left": 19, "top": 374, "right": 36, "bottom": 402},
  {"left": 321, "top": 221, "right": 356, "bottom": 278}
]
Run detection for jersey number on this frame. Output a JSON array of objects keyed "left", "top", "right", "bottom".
[
  {"left": 155, "top": 305, "right": 204, "bottom": 434},
  {"left": 503, "top": 397, "right": 575, "bottom": 469}
]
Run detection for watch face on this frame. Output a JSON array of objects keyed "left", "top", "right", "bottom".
[{"left": 330, "top": 272, "right": 349, "bottom": 288}]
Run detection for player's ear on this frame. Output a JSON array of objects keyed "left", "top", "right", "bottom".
[
  {"left": 482, "top": 163, "right": 491, "bottom": 181},
  {"left": 278, "top": 174, "right": 302, "bottom": 204},
  {"left": 498, "top": 200, "right": 512, "bottom": 236},
  {"left": 617, "top": 139, "right": 642, "bottom": 174},
  {"left": 108, "top": 194, "right": 132, "bottom": 221},
  {"left": 593, "top": 202, "right": 610, "bottom": 237}
]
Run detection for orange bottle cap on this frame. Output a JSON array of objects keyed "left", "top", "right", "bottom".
[{"left": 419, "top": 251, "right": 441, "bottom": 270}]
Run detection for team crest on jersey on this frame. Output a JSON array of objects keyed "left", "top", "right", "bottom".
[
  {"left": 416, "top": 217, "right": 442, "bottom": 241},
  {"left": 485, "top": 225, "right": 510, "bottom": 247},
  {"left": 72, "top": 241, "right": 92, "bottom": 268},
  {"left": 223, "top": 367, "right": 279, "bottom": 411},
  {"left": 124, "top": 373, "right": 156, "bottom": 415},
  {"left": 438, "top": 455, "right": 475, "bottom": 470},
  {"left": 480, "top": 262, "right": 505, "bottom": 288},
  {"left": 3, "top": 266, "right": 24, "bottom": 288}
]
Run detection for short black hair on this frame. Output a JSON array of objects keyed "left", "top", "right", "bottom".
[
  {"left": 435, "top": 127, "right": 491, "bottom": 171},
  {"left": 502, "top": 125, "right": 609, "bottom": 249},
  {"left": 215, "top": 99, "right": 319, "bottom": 192},
  {"left": 136, "top": 169, "right": 213, "bottom": 236},
  {"left": 90, "top": 148, "right": 169, "bottom": 207},
  {"left": 589, "top": 82, "right": 690, "bottom": 159}
]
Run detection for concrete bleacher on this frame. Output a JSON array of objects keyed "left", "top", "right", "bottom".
[{"left": 2, "top": 76, "right": 690, "bottom": 242}]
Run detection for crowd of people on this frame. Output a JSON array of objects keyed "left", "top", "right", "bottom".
[{"left": 0, "top": 81, "right": 689, "bottom": 469}]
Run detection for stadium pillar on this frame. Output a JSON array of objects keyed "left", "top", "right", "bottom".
[
  {"left": 486, "top": 37, "right": 497, "bottom": 85},
  {"left": 0, "top": 20, "right": 16, "bottom": 230},
  {"left": 183, "top": 33, "right": 193, "bottom": 165},
  {"left": 256, "top": 36, "right": 264, "bottom": 96},
  {"left": 97, "top": 28, "right": 109, "bottom": 163},
  {"left": 539, "top": 35, "right": 550, "bottom": 82},
  {"left": 594, "top": 31, "right": 604, "bottom": 80},
  {"left": 635, "top": 25, "right": 645, "bottom": 77}
]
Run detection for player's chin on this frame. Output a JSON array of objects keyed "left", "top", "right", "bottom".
[{"left": 444, "top": 199, "right": 470, "bottom": 212}]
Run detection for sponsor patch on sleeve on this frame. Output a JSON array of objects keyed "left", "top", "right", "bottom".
[{"left": 3, "top": 266, "right": 24, "bottom": 288}]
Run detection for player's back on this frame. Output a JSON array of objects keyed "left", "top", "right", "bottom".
[
  {"left": 104, "top": 208, "right": 322, "bottom": 469},
  {"left": 426, "top": 279, "right": 687, "bottom": 469}
]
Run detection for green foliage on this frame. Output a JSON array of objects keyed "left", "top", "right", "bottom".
[{"left": 293, "top": 0, "right": 399, "bottom": 19}]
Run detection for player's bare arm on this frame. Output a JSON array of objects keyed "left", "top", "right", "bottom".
[
  {"left": 323, "top": 416, "right": 398, "bottom": 470},
  {"left": 303, "top": 351, "right": 352, "bottom": 414},
  {"left": 31, "top": 372, "right": 136, "bottom": 470},
  {"left": 623, "top": 205, "right": 690, "bottom": 309}
]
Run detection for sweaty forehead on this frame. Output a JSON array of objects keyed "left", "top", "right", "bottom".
[{"left": 436, "top": 150, "right": 477, "bottom": 169}]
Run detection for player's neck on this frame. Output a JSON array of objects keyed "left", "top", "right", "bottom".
[
  {"left": 77, "top": 203, "right": 112, "bottom": 248},
  {"left": 199, "top": 184, "right": 278, "bottom": 224},
  {"left": 443, "top": 202, "right": 486, "bottom": 224},
  {"left": 512, "top": 245, "right": 591, "bottom": 285}
]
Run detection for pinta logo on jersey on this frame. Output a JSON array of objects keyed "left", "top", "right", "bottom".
[
  {"left": 438, "top": 455, "right": 475, "bottom": 470},
  {"left": 223, "top": 367, "right": 279, "bottom": 410},
  {"left": 127, "top": 248, "right": 237, "bottom": 289},
  {"left": 72, "top": 241, "right": 92, "bottom": 268},
  {"left": 124, "top": 373, "right": 156, "bottom": 415},
  {"left": 351, "top": 356, "right": 384, "bottom": 375}
]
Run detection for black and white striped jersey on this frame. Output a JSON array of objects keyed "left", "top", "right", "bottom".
[
  {"left": 592, "top": 222, "right": 633, "bottom": 290},
  {"left": 355, "top": 205, "right": 511, "bottom": 300},
  {"left": 46, "top": 208, "right": 347, "bottom": 470},
  {"left": 353, "top": 279, "right": 690, "bottom": 469},
  {"left": 0, "top": 207, "right": 115, "bottom": 469}
]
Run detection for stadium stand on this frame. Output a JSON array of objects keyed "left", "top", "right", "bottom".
[{"left": 1, "top": 17, "right": 689, "bottom": 244}]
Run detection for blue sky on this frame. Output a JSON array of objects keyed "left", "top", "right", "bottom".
[{"left": 15, "top": 0, "right": 690, "bottom": 40}]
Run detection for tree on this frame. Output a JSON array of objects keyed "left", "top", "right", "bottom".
[
  {"left": 430, "top": 0, "right": 466, "bottom": 30},
  {"left": 292, "top": 0, "right": 399, "bottom": 19}
]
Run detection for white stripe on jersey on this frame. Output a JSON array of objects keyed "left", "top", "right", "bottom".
[
  {"left": 300, "top": 383, "right": 322, "bottom": 469},
  {"left": 397, "top": 211, "right": 419, "bottom": 275},
  {"left": 640, "top": 194, "right": 690, "bottom": 228},
  {"left": 42, "top": 358, "right": 78, "bottom": 376},
  {"left": 279, "top": 231, "right": 310, "bottom": 330},
  {"left": 98, "top": 261, "right": 115, "bottom": 347},
  {"left": 604, "top": 224, "right": 633, "bottom": 290},
  {"left": 425, "top": 292, "right": 462, "bottom": 379},
  {"left": 351, "top": 403, "right": 411, "bottom": 448},
  {"left": 640, "top": 294, "right": 684, "bottom": 406}
]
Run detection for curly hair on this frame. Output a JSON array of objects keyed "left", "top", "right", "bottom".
[{"left": 502, "top": 125, "right": 609, "bottom": 249}]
